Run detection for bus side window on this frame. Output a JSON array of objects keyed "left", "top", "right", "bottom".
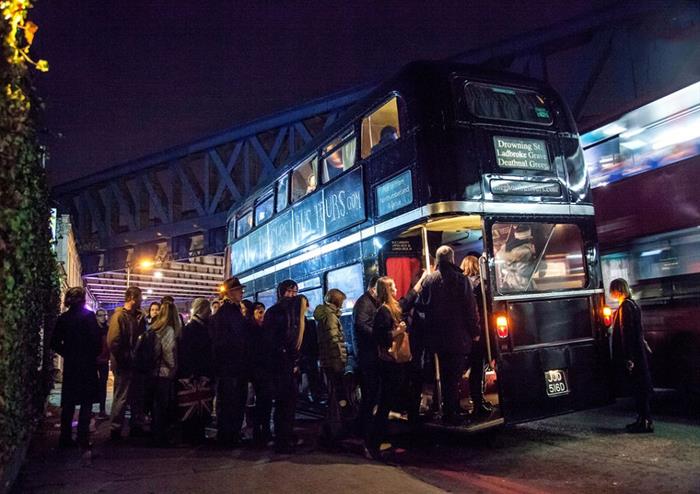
[
  {"left": 276, "top": 174, "right": 289, "bottom": 212},
  {"left": 236, "top": 210, "right": 253, "bottom": 238},
  {"left": 291, "top": 156, "right": 318, "bottom": 203},
  {"left": 361, "top": 96, "right": 402, "bottom": 159},
  {"left": 322, "top": 132, "right": 357, "bottom": 183}
]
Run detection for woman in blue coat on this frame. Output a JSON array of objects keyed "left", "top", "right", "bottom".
[{"left": 610, "top": 278, "right": 654, "bottom": 433}]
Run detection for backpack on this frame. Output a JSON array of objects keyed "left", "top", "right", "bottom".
[{"left": 132, "top": 328, "right": 161, "bottom": 374}]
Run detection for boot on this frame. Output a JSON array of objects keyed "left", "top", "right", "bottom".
[{"left": 625, "top": 416, "right": 642, "bottom": 432}]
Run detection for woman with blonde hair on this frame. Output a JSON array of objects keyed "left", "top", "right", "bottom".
[
  {"left": 365, "top": 275, "right": 423, "bottom": 460},
  {"left": 148, "top": 300, "right": 179, "bottom": 445}
]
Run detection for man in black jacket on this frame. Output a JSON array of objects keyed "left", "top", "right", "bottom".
[
  {"left": 417, "top": 245, "right": 479, "bottom": 425},
  {"left": 209, "top": 276, "right": 248, "bottom": 446},
  {"left": 352, "top": 275, "right": 380, "bottom": 435}
]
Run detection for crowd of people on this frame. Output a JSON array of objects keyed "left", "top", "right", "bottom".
[{"left": 49, "top": 244, "right": 653, "bottom": 458}]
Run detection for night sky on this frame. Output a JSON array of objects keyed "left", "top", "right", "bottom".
[{"left": 31, "top": 1, "right": 613, "bottom": 187}]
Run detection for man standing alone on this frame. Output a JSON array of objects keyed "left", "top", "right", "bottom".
[
  {"left": 418, "top": 246, "right": 480, "bottom": 425},
  {"left": 108, "top": 286, "right": 147, "bottom": 439}
]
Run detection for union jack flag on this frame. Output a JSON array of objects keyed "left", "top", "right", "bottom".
[{"left": 177, "top": 377, "right": 214, "bottom": 421}]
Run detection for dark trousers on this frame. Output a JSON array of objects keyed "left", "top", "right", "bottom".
[
  {"left": 365, "top": 361, "right": 404, "bottom": 451},
  {"left": 272, "top": 370, "right": 297, "bottom": 448},
  {"left": 357, "top": 357, "right": 380, "bottom": 435},
  {"left": 251, "top": 375, "right": 273, "bottom": 441},
  {"left": 96, "top": 364, "right": 109, "bottom": 413},
  {"left": 216, "top": 376, "right": 248, "bottom": 443},
  {"left": 148, "top": 377, "right": 175, "bottom": 443},
  {"left": 321, "top": 369, "right": 347, "bottom": 442},
  {"left": 469, "top": 339, "right": 486, "bottom": 406},
  {"left": 437, "top": 353, "right": 464, "bottom": 418},
  {"left": 60, "top": 401, "right": 92, "bottom": 446},
  {"left": 182, "top": 412, "right": 210, "bottom": 444}
]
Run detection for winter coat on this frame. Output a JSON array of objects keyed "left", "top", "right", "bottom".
[
  {"left": 313, "top": 303, "right": 347, "bottom": 373},
  {"left": 178, "top": 317, "right": 214, "bottom": 380},
  {"left": 263, "top": 296, "right": 306, "bottom": 374},
  {"left": 612, "top": 298, "right": 653, "bottom": 393},
  {"left": 417, "top": 261, "right": 480, "bottom": 355},
  {"left": 51, "top": 307, "right": 102, "bottom": 406},
  {"left": 209, "top": 299, "right": 248, "bottom": 378},
  {"left": 372, "top": 290, "right": 420, "bottom": 362},
  {"left": 107, "top": 306, "right": 146, "bottom": 372},
  {"left": 96, "top": 321, "right": 110, "bottom": 366},
  {"left": 352, "top": 291, "right": 380, "bottom": 366},
  {"left": 153, "top": 325, "right": 177, "bottom": 379}
]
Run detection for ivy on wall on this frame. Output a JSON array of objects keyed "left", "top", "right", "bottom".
[{"left": 0, "top": 0, "right": 59, "bottom": 469}]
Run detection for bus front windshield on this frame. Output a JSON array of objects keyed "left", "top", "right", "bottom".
[{"left": 492, "top": 222, "right": 587, "bottom": 294}]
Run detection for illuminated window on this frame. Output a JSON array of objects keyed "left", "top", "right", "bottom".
[
  {"left": 255, "top": 195, "right": 274, "bottom": 226},
  {"left": 326, "top": 263, "right": 364, "bottom": 311},
  {"left": 322, "top": 131, "right": 357, "bottom": 183},
  {"left": 491, "top": 222, "right": 587, "bottom": 294},
  {"left": 301, "top": 287, "right": 323, "bottom": 316},
  {"left": 236, "top": 210, "right": 253, "bottom": 238},
  {"left": 256, "top": 288, "right": 277, "bottom": 308},
  {"left": 291, "top": 155, "right": 318, "bottom": 203},
  {"left": 276, "top": 175, "right": 289, "bottom": 212},
  {"left": 361, "top": 96, "right": 402, "bottom": 159}
]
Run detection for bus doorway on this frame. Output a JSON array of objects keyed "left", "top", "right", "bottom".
[{"left": 378, "top": 215, "right": 504, "bottom": 431}]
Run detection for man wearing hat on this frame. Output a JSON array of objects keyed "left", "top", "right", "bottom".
[{"left": 209, "top": 276, "right": 249, "bottom": 446}]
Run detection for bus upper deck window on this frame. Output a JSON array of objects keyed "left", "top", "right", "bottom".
[
  {"left": 276, "top": 174, "right": 289, "bottom": 212},
  {"left": 361, "top": 96, "right": 402, "bottom": 159},
  {"left": 322, "top": 132, "right": 357, "bottom": 183},
  {"left": 291, "top": 156, "right": 318, "bottom": 203},
  {"left": 464, "top": 83, "right": 553, "bottom": 126},
  {"left": 236, "top": 210, "right": 253, "bottom": 238}
]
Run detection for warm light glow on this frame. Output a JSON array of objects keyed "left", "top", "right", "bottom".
[
  {"left": 219, "top": 284, "right": 225, "bottom": 293},
  {"left": 496, "top": 315, "right": 509, "bottom": 339},
  {"left": 153, "top": 271, "right": 163, "bottom": 279},
  {"left": 602, "top": 306, "right": 613, "bottom": 326},
  {"left": 139, "top": 259, "right": 155, "bottom": 269}
]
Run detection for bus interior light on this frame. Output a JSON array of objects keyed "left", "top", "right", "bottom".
[
  {"left": 495, "top": 315, "right": 509, "bottom": 339},
  {"left": 602, "top": 306, "right": 613, "bottom": 327}
]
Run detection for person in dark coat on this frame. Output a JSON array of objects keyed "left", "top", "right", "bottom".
[
  {"left": 610, "top": 278, "right": 654, "bottom": 433},
  {"left": 364, "top": 276, "right": 422, "bottom": 460},
  {"left": 51, "top": 287, "right": 102, "bottom": 448},
  {"left": 460, "top": 255, "right": 493, "bottom": 417},
  {"left": 209, "top": 277, "right": 249, "bottom": 446},
  {"left": 177, "top": 297, "right": 214, "bottom": 444},
  {"left": 263, "top": 295, "right": 308, "bottom": 453},
  {"left": 95, "top": 308, "right": 111, "bottom": 419},
  {"left": 248, "top": 302, "right": 274, "bottom": 446},
  {"left": 417, "top": 245, "right": 480, "bottom": 425},
  {"left": 352, "top": 275, "right": 380, "bottom": 435}
]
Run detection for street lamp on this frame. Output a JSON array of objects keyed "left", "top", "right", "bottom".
[{"left": 126, "top": 258, "right": 156, "bottom": 288}]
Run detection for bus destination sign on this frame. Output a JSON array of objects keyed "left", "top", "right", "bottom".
[
  {"left": 376, "top": 170, "right": 413, "bottom": 217},
  {"left": 231, "top": 167, "right": 366, "bottom": 274},
  {"left": 493, "top": 136, "right": 550, "bottom": 171}
]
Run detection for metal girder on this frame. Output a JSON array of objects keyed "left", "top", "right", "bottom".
[{"left": 54, "top": 0, "right": 699, "bottom": 280}]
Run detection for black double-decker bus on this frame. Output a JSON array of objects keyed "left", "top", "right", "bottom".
[{"left": 226, "top": 61, "right": 612, "bottom": 430}]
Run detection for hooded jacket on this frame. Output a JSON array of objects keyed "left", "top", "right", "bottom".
[{"left": 313, "top": 302, "right": 347, "bottom": 373}]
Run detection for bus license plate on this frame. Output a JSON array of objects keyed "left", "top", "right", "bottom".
[{"left": 544, "top": 369, "right": 569, "bottom": 397}]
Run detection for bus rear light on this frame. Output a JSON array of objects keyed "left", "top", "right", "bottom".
[
  {"left": 495, "top": 315, "right": 509, "bottom": 338},
  {"left": 602, "top": 306, "right": 613, "bottom": 326}
]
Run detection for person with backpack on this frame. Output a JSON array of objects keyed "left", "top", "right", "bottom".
[
  {"left": 143, "top": 300, "right": 179, "bottom": 446},
  {"left": 107, "top": 286, "right": 148, "bottom": 440},
  {"left": 263, "top": 294, "right": 308, "bottom": 453},
  {"left": 610, "top": 278, "right": 654, "bottom": 433},
  {"left": 209, "top": 277, "right": 249, "bottom": 446}
]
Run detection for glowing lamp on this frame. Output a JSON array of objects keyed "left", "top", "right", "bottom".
[
  {"left": 153, "top": 271, "right": 163, "bottom": 279},
  {"left": 495, "top": 315, "right": 509, "bottom": 339},
  {"left": 139, "top": 259, "right": 155, "bottom": 269},
  {"left": 602, "top": 306, "right": 613, "bottom": 327}
]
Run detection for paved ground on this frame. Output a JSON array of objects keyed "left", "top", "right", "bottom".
[{"left": 11, "top": 389, "right": 700, "bottom": 494}]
